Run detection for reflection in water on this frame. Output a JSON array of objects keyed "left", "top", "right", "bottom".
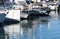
[
  {"left": 0, "top": 24, "right": 5, "bottom": 39},
  {"left": 4, "top": 23, "right": 20, "bottom": 39},
  {"left": 20, "top": 11, "right": 60, "bottom": 39},
  {"left": 1, "top": 11, "right": 60, "bottom": 39},
  {"left": 20, "top": 16, "right": 50, "bottom": 39},
  {"left": 49, "top": 11, "right": 58, "bottom": 20}
]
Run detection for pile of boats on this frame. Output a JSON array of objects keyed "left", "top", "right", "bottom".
[
  {"left": 20, "top": 0, "right": 59, "bottom": 19},
  {"left": 20, "top": 1, "right": 51, "bottom": 18},
  {"left": 0, "top": 0, "right": 60, "bottom": 23}
]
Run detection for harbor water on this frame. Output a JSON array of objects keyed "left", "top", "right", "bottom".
[{"left": 0, "top": 11, "right": 60, "bottom": 39}]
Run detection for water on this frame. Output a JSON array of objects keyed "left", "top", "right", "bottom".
[{"left": 0, "top": 11, "right": 60, "bottom": 39}]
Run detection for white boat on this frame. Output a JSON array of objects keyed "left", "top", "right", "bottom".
[
  {"left": 42, "top": 1, "right": 48, "bottom": 7},
  {"left": 5, "top": 0, "right": 24, "bottom": 21},
  {"left": 20, "top": 13, "right": 28, "bottom": 18},
  {"left": 48, "top": 2, "right": 57, "bottom": 11},
  {"left": 6, "top": 5, "right": 20, "bottom": 21},
  {"left": 48, "top": 5, "right": 56, "bottom": 10}
]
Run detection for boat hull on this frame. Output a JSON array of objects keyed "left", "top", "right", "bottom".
[
  {"left": 0, "top": 13, "right": 6, "bottom": 23},
  {"left": 6, "top": 9, "right": 20, "bottom": 21}
]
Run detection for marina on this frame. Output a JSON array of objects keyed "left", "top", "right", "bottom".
[
  {"left": 0, "top": 11, "right": 60, "bottom": 39},
  {"left": 0, "top": 0, "right": 60, "bottom": 39}
]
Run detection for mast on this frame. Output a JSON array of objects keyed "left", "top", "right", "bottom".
[{"left": 2, "top": 0, "right": 5, "bottom": 8}]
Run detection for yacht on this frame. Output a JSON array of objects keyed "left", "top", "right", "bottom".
[
  {"left": 6, "top": 5, "right": 20, "bottom": 21},
  {"left": 5, "top": 0, "right": 22, "bottom": 21}
]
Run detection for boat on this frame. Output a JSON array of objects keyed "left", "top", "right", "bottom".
[
  {"left": 21, "top": 10, "right": 39, "bottom": 18},
  {"left": 32, "top": 5, "right": 51, "bottom": 15},
  {"left": 21, "top": 9, "right": 50, "bottom": 19},
  {"left": 30, "top": 1, "right": 51, "bottom": 13},
  {"left": 0, "top": 10, "right": 8, "bottom": 23},
  {"left": 48, "top": 2, "right": 57, "bottom": 11},
  {"left": 0, "top": 0, "right": 8, "bottom": 23},
  {"left": 6, "top": 5, "right": 20, "bottom": 21},
  {"left": 20, "top": 0, "right": 50, "bottom": 19},
  {"left": 20, "top": 12, "right": 28, "bottom": 18},
  {"left": 5, "top": 0, "right": 22, "bottom": 21},
  {"left": 21, "top": 4, "right": 50, "bottom": 18}
]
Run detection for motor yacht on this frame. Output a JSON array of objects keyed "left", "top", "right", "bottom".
[{"left": 5, "top": 0, "right": 23, "bottom": 21}]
